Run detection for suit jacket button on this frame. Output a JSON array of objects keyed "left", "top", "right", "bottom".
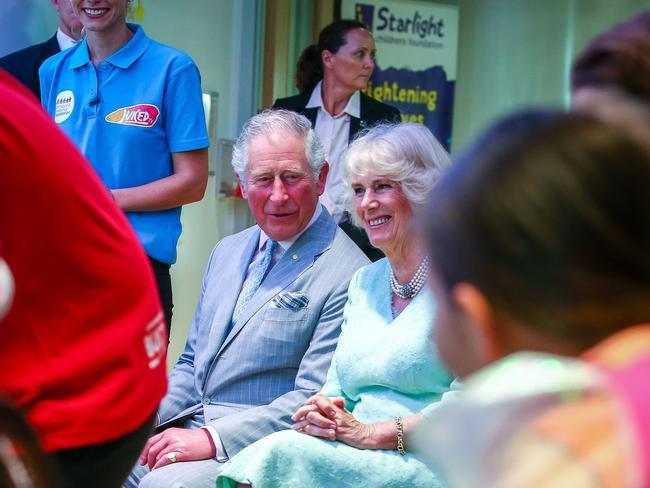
[
  {"left": 202, "top": 397, "right": 210, "bottom": 405},
  {"left": 292, "top": 254, "right": 299, "bottom": 260}
]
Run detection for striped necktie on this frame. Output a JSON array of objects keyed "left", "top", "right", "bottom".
[{"left": 232, "top": 239, "right": 277, "bottom": 324}]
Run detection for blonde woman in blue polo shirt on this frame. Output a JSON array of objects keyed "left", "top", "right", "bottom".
[{"left": 40, "top": 0, "right": 209, "bottom": 333}]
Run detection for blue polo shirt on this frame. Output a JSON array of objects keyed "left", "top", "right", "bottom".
[{"left": 40, "top": 24, "right": 209, "bottom": 264}]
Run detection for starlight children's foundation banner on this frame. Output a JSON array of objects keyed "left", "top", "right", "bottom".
[{"left": 341, "top": 0, "right": 459, "bottom": 149}]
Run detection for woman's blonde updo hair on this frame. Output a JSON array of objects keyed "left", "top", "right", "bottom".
[{"left": 344, "top": 122, "right": 450, "bottom": 226}]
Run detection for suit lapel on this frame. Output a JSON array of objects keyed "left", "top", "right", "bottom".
[
  {"left": 218, "top": 210, "right": 337, "bottom": 353},
  {"left": 349, "top": 115, "right": 362, "bottom": 141},
  {"left": 302, "top": 106, "right": 318, "bottom": 128},
  {"left": 349, "top": 93, "right": 371, "bottom": 141},
  {"left": 295, "top": 89, "right": 317, "bottom": 127},
  {"left": 42, "top": 35, "right": 61, "bottom": 58}
]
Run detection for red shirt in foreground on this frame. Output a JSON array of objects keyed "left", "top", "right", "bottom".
[{"left": 0, "top": 70, "right": 167, "bottom": 452}]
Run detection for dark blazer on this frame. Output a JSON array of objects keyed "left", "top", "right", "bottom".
[
  {"left": 273, "top": 88, "right": 401, "bottom": 261},
  {"left": 0, "top": 35, "right": 59, "bottom": 98}
]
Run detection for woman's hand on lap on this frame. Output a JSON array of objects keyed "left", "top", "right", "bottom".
[{"left": 292, "top": 394, "right": 378, "bottom": 449}]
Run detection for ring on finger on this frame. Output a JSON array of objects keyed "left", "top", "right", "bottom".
[{"left": 166, "top": 452, "right": 178, "bottom": 463}]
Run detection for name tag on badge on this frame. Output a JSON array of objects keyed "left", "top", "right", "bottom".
[{"left": 55, "top": 90, "right": 74, "bottom": 123}]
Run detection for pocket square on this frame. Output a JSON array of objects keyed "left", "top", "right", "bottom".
[{"left": 272, "top": 291, "right": 309, "bottom": 310}]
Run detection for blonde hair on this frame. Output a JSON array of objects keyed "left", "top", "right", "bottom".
[{"left": 344, "top": 123, "right": 450, "bottom": 225}]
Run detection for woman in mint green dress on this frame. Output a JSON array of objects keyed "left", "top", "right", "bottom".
[{"left": 217, "top": 122, "right": 455, "bottom": 488}]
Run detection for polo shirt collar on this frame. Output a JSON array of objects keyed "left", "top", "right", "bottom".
[
  {"left": 69, "top": 39, "right": 91, "bottom": 68},
  {"left": 108, "top": 24, "right": 150, "bottom": 68},
  {"left": 69, "top": 23, "right": 150, "bottom": 69},
  {"left": 306, "top": 80, "right": 361, "bottom": 118}
]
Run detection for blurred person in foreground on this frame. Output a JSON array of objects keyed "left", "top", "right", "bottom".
[
  {"left": 572, "top": 10, "right": 650, "bottom": 147},
  {"left": 274, "top": 19, "right": 400, "bottom": 261},
  {"left": 414, "top": 110, "right": 650, "bottom": 487},
  {"left": 0, "top": 69, "right": 167, "bottom": 487},
  {"left": 217, "top": 123, "right": 455, "bottom": 488}
]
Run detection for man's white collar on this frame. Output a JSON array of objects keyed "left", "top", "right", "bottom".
[{"left": 56, "top": 28, "right": 79, "bottom": 51}]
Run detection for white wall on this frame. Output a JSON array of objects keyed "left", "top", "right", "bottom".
[
  {"left": 450, "top": 0, "right": 649, "bottom": 153},
  {"left": 0, "top": 0, "right": 57, "bottom": 57}
]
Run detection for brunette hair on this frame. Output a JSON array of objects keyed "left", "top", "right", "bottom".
[
  {"left": 296, "top": 19, "right": 370, "bottom": 93},
  {"left": 572, "top": 10, "right": 650, "bottom": 103},
  {"left": 425, "top": 110, "right": 650, "bottom": 349}
]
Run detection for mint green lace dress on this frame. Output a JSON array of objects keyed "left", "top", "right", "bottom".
[{"left": 216, "top": 259, "right": 453, "bottom": 487}]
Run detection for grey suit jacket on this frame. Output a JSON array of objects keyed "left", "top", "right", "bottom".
[{"left": 158, "top": 208, "right": 369, "bottom": 456}]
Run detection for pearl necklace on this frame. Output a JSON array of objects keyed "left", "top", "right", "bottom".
[{"left": 390, "top": 256, "right": 430, "bottom": 299}]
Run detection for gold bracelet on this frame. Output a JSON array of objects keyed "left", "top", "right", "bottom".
[{"left": 395, "top": 416, "right": 406, "bottom": 455}]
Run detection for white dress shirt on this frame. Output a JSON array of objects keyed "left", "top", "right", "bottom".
[
  {"left": 56, "top": 28, "right": 78, "bottom": 51},
  {"left": 307, "top": 81, "right": 360, "bottom": 224}
]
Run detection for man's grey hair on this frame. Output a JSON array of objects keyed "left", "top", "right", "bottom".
[
  {"left": 232, "top": 109, "right": 326, "bottom": 188},
  {"left": 344, "top": 122, "right": 451, "bottom": 226}
]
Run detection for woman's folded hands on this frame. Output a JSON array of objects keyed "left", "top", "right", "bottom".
[{"left": 291, "top": 394, "right": 379, "bottom": 449}]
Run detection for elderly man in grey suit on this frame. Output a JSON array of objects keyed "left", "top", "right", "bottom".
[{"left": 125, "top": 109, "right": 369, "bottom": 487}]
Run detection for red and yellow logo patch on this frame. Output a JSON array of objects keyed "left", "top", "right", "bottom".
[{"left": 105, "top": 104, "right": 160, "bottom": 127}]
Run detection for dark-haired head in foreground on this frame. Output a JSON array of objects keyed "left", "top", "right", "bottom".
[{"left": 425, "top": 109, "right": 650, "bottom": 377}]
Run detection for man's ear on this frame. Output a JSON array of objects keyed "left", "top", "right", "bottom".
[
  {"left": 237, "top": 176, "right": 248, "bottom": 199},
  {"left": 451, "top": 283, "right": 503, "bottom": 366},
  {"left": 316, "top": 162, "right": 329, "bottom": 196}
]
